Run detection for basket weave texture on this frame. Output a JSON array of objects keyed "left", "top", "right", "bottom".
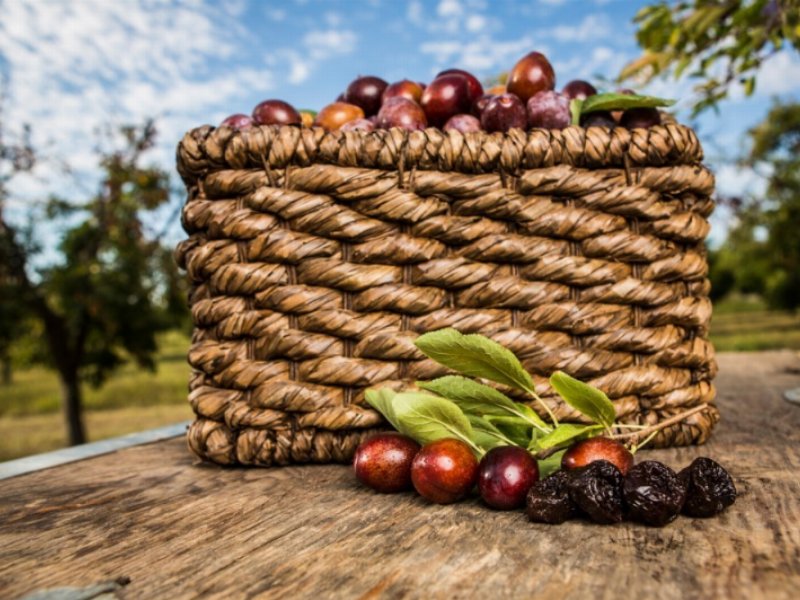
[{"left": 176, "top": 123, "right": 719, "bottom": 467}]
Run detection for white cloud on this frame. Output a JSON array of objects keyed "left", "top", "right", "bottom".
[
  {"left": 0, "top": 0, "right": 359, "bottom": 215},
  {"left": 550, "top": 14, "right": 612, "bottom": 42},
  {"left": 437, "top": 0, "right": 463, "bottom": 18},
  {"left": 303, "top": 29, "right": 358, "bottom": 60},
  {"left": 751, "top": 51, "right": 800, "bottom": 96}
]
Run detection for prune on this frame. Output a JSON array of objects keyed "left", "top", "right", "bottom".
[
  {"left": 679, "top": 457, "right": 737, "bottom": 518},
  {"left": 623, "top": 461, "right": 686, "bottom": 526},
  {"left": 567, "top": 460, "right": 624, "bottom": 524},
  {"left": 526, "top": 471, "right": 578, "bottom": 524}
]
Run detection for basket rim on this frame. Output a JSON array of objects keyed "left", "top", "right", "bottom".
[{"left": 176, "top": 123, "right": 704, "bottom": 186}]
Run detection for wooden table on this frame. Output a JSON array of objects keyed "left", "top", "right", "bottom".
[{"left": 2, "top": 352, "right": 800, "bottom": 600}]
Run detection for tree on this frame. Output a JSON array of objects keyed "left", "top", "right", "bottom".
[
  {"left": 0, "top": 121, "right": 187, "bottom": 445},
  {"left": 620, "top": 0, "right": 799, "bottom": 115},
  {"left": 0, "top": 117, "right": 34, "bottom": 385},
  {"left": 707, "top": 100, "right": 800, "bottom": 310}
]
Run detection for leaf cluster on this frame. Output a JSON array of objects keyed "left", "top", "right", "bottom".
[
  {"left": 620, "top": 0, "right": 800, "bottom": 115},
  {"left": 366, "top": 329, "right": 622, "bottom": 474}
]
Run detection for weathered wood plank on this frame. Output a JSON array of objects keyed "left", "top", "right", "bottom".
[{"left": 1, "top": 352, "right": 800, "bottom": 600}]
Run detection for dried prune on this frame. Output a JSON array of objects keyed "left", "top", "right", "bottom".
[
  {"left": 567, "top": 460, "right": 624, "bottom": 524},
  {"left": 679, "top": 457, "right": 737, "bottom": 518},
  {"left": 526, "top": 471, "right": 577, "bottom": 524},
  {"left": 623, "top": 461, "right": 686, "bottom": 527}
]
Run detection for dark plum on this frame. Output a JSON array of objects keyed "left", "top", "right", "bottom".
[
  {"left": 443, "top": 113, "right": 481, "bottom": 133},
  {"left": 620, "top": 107, "right": 662, "bottom": 129},
  {"left": 567, "top": 460, "right": 625, "bottom": 524},
  {"left": 481, "top": 93, "right": 527, "bottom": 133},
  {"left": 344, "top": 76, "right": 389, "bottom": 116},
  {"left": 340, "top": 118, "right": 375, "bottom": 132},
  {"left": 252, "top": 99, "right": 301, "bottom": 126},
  {"left": 527, "top": 90, "right": 571, "bottom": 129},
  {"left": 612, "top": 88, "right": 636, "bottom": 122},
  {"left": 376, "top": 97, "right": 427, "bottom": 131},
  {"left": 436, "top": 68, "right": 484, "bottom": 103},
  {"left": 581, "top": 111, "right": 616, "bottom": 128},
  {"left": 420, "top": 74, "right": 471, "bottom": 127},
  {"left": 383, "top": 80, "right": 424, "bottom": 104},
  {"left": 679, "top": 457, "right": 737, "bottom": 518},
  {"left": 471, "top": 94, "right": 494, "bottom": 118},
  {"left": 313, "top": 102, "right": 365, "bottom": 131},
  {"left": 477, "top": 446, "right": 539, "bottom": 510},
  {"left": 562, "top": 437, "right": 634, "bottom": 476},
  {"left": 526, "top": 471, "right": 578, "bottom": 524},
  {"left": 220, "top": 113, "right": 254, "bottom": 130},
  {"left": 354, "top": 433, "right": 420, "bottom": 493},
  {"left": 623, "top": 461, "right": 687, "bottom": 527},
  {"left": 411, "top": 439, "right": 479, "bottom": 504},
  {"left": 562, "top": 80, "right": 597, "bottom": 100},
  {"left": 507, "top": 51, "right": 556, "bottom": 102}
]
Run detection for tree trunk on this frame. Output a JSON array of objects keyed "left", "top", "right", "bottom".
[
  {"left": 1, "top": 355, "right": 10, "bottom": 385},
  {"left": 60, "top": 371, "right": 86, "bottom": 446}
]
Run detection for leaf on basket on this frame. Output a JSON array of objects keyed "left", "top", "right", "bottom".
[
  {"left": 365, "top": 388, "right": 402, "bottom": 432},
  {"left": 414, "top": 329, "right": 536, "bottom": 394},
  {"left": 581, "top": 92, "right": 676, "bottom": 114},
  {"left": 418, "top": 375, "right": 549, "bottom": 431},
  {"left": 391, "top": 392, "right": 479, "bottom": 453},
  {"left": 549, "top": 371, "right": 616, "bottom": 429}
]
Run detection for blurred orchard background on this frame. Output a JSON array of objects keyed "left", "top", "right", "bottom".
[{"left": 0, "top": 0, "right": 798, "bottom": 461}]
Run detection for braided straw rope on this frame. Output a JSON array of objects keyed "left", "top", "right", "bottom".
[{"left": 176, "top": 123, "right": 719, "bottom": 466}]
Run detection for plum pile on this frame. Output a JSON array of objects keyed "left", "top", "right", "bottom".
[
  {"left": 353, "top": 433, "right": 736, "bottom": 528},
  {"left": 218, "top": 50, "right": 664, "bottom": 134}
]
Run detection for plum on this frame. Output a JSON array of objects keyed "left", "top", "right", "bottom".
[
  {"left": 420, "top": 74, "right": 471, "bottom": 128},
  {"left": 507, "top": 51, "right": 556, "bottom": 102},
  {"left": 478, "top": 446, "right": 539, "bottom": 510},
  {"left": 481, "top": 93, "right": 527, "bottom": 133},
  {"left": 353, "top": 433, "right": 420, "bottom": 493},
  {"left": 313, "top": 102, "right": 365, "bottom": 131},
  {"left": 251, "top": 100, "right": 301, "bottom": 126},
  {"left": 527, "top": 90, "right": 570, "bottom": 129},
  {"left": 562, "top": 437, "right": 634, "bottom": 476},
  {"left": 411, "top": 439, "right": 478, "bottom": 504}
]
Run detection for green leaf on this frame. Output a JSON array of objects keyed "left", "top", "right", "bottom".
[
  {"left": 392, "top": 392, "right": 479, "bottom": 453},
  {"left": 414, "top": 328, "right": 535, "bottom": 393},
  {"left": 467, "top": 415, "right": 515, "bottom": 451},
  {"left": 581, "top": 92, "right": 676, "bottom": 115},
  {"left": 569, "top": 98, "right": 584, "bottom": 126},
  {"left": 486, "top": 415, "right": 534, "bottom": 447},
  {"left": 537, "top": 449, "right": 567, "bottom": 479},
  {"left": 549, "top": 371, "right": 616, "bottom": 429},
  {"left": 417, "top": 375, "right": 548, "bottom": 431},
  {"left": 531, "top": 423, "right": 603, "bottom": 451},
  {"left": 364, "top": 388, "right": 402, "bottom": 432}
]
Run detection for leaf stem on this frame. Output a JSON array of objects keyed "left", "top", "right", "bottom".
[
  {"left": 526, "top": 386, "right": 560, "bottom": 427},
  {"left": 610, "top": 403, "right": 710, "bottom": 443}
]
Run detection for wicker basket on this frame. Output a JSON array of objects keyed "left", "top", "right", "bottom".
[{"left": 175, "top": 123, "right": 719, "bottom": 466}]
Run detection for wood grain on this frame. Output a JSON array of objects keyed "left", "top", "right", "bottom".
[{"left": 1, "top": 352, "right": 799, "bottom": 600}]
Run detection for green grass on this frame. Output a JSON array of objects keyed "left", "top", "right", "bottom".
[
  {"left": 0, "top": 330, "right": 192, "bottom": 418},
  {"left": 710, "top": 297, "right": 800, "bottom": 351}
]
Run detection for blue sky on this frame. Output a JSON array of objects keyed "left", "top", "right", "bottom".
[{"left": 1, "top": 0, "right": 799, "bottom": 250}]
